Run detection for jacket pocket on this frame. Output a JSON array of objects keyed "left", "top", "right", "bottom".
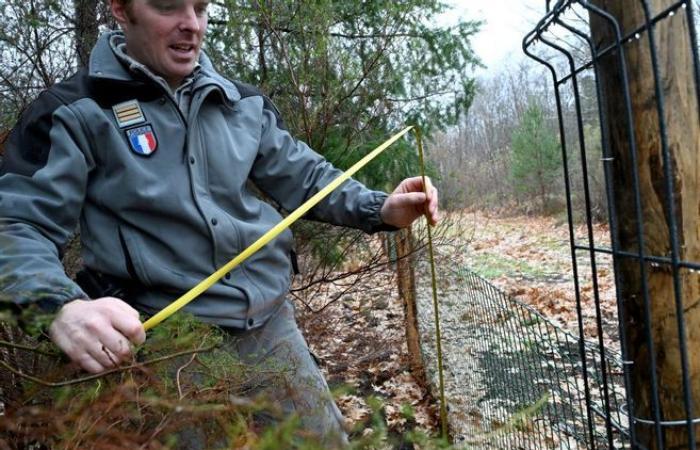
[
  {"left": 118, "top": 224, "right": 187, "bottom": 290},
  {"left": 118, "top": 225, "right": 153, "bottom": 287}
]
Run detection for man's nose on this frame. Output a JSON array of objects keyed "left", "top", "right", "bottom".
[{"left": 178, "top": 7, "right": 201, "bottom": 32}]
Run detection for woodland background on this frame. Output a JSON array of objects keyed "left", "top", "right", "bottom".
[
  {"left": 0, "top": 0, "right": 625, "bottom": 448},
  {"left": 0, "top": 0, "right": 605, "bottom": 217}
]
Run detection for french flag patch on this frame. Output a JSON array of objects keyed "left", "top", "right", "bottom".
[{"left": 126, "top": 125, "right": 158, "bottom": 156}]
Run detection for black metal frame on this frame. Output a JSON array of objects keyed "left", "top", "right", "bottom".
[{"left": 523, "top": 1, "right": 700, "bottom": 448}]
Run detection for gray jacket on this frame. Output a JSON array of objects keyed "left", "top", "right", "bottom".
[{"left": 0, "top": 32, "right": 392, "bottom": 329}]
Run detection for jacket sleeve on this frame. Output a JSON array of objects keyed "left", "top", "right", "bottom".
[
  {"left": 0, "top": 91, "right": 92, "bottom": 311},
  {"left": 249, "top": 97, "right": 397, "bottom": 234}
]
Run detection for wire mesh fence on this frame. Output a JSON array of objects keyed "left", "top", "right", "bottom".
[
  {"left": 468, "top": 268, "right": 629, "bottom": 449},
  {"left": 514, "top": 0, "right": 700, "bottom": 448},
  {"left": 418, "top": 264, "right": 628, "bottom": 449}
]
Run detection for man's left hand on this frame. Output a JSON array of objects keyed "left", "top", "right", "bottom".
[{"left": 380, "top": 176, "right": 439, "bottom": 229}]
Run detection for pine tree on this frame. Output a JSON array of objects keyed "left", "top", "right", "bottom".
[{"left": 510, "top": 102, "right": 561, "bottom": 214}]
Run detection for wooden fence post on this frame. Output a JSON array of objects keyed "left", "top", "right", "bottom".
[
  {"left": 395, "top": 226, "right": 426, "bottom": 385},
  {"left": 590, "top": 1, "right": 700, "bottom": 447}
]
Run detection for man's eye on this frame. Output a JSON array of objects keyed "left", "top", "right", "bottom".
[
  {"left": 195, "top": 4, "right": 209, "bottom": 16},
  {"left": 150, "top": 1, "right": 178, "bottom": 11}
]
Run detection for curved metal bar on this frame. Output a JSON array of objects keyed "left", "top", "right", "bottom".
[
  {"left": 542, "top": 30, "right": 613, "bottom": 448},
  {"left": 579, "top": 2, "right": 665, "bottom": 448},
  {"left": 553, "top": 13, "right": 639, "bottom": 446},
  {"left": 527, "top": 29, "right": 598, "bottom": 447},
  {"left": 522, "top": 34, "right": 586, "bottom": 447},
  {"left": 522, "top": 0, "right": 573, "bottom": 50},
  {"left": 523, "top": 32, "right": 598, "bottom": 446},
  {"left": 621, "top": 402, "right": 700, "bottom": 428},
  {"left": 551, "top": 1, "right": 688, "bottom": 87}
]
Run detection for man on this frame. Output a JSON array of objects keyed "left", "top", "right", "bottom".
[{"left": 0, "top": 0, "right": 438, "bottom": 445}]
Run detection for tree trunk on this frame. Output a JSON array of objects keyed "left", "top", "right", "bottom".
[
  {"left": 539, "top": 174, "right": 547, "bottom": 215},
  {"left": 395, "top": 226, "right": 426, "bottom": 385},
  {"left": 590, "top": 2, "right": 700, "bottom": 448},
  {"left": 0, "top": 130, "right": 8, "bottom": 155},
  {"left": 74, "top": 0, "right": 99, "bottom": 68}
]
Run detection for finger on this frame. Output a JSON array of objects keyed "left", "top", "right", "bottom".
[
  {"left": 76, "top": 352, "right": 108, "bottom": 374},
  {"left": 113, "top": 316, "right": 146, "bottom": 345},
  {"left": 396, "top": 176, "right": 424, "bottom": 193},
  {"left": 412, "top": 176, "right": 432, "bottom": 191},
  {"left": 424, "top": 185, "right": 436, "bottom": 205},
  {"left": 100, "top": 331, "right": 134, "bottom": 361},
  {"left": 428, "top": 211, "right": 439, "bottom": 226},
  {"left": 103, "top": 297, "right": 142, "bottom": 320},
  {"left": 86, "top": 341, "right": 119, "bottom": 369},
  {"left": 429, "top": 186, "right": 439, "bottom": 214},
  {"left": 105, "top": 303, "right": 146, "bottom": 345},
  {"left": 393, "top": 192, "right": 428, "bottom": 208},
  {"left": 423, "top": 177, "right": 434, "bottom": 194}
]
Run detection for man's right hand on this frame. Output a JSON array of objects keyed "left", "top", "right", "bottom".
[{"left": 49, "top": 297, "right": 146, "bottom": 373}]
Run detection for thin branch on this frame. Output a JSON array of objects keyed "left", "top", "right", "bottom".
[
  {"left": 176, "top": 353, "right": 198, "bottom": 400},
  {"left": 0, "top": 339, "right": 55, "bottom": 357},
  {"left": 385, "top": 91, "right": 454, "bottom": 103},
  {"left": 0, "top": 344, "right": 219, "bottom": 387}
]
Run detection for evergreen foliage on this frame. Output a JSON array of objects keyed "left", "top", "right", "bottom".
[
  {"left": 0, "top": 310, "right": 455, "bottom": 448},
  {"left": 0, "top": 0, "right": 110, "bottom": 130},
  {"left": 0, "top": 299, "right": 475, "bottom": 449},
  {"left": 205, "top": 0, "right": 481, "bottom": 190},
  {"left": 510, "top": 101, "right": 561, "bottom": 214},
  {"left": 0, "top": 2, "right": 480, "bottom": 444}
]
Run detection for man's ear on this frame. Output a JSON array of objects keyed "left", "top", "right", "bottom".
[{"left": 110, "top": 0, "right": 129, "bottom": 27}]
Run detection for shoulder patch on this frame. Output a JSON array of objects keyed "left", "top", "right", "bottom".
[
  {"left": 125, "top": 125, "right": 157, "bottom": 156},
  {"left": 112, "top": 100, "right": 146, "bottom": 128}
]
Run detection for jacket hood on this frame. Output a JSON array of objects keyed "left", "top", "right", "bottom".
[{"left": 89, "top": 31, "right": 241, "bottom": 104}]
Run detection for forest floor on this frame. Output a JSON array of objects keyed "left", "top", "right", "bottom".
[
  {"left": 454, "top": 210, "right": 618, "bottom": 348},
  {"left": 294, "top": 260, "right": 442, "bottom": 446},
  {"left": 296, "top": 209, "right": 619, "bottom": 447}
]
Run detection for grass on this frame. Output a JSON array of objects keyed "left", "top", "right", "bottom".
[{"left": 467, "top": 253, "right": 561, "bottom": 281}]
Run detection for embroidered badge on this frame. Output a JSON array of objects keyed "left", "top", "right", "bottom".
[
  {"left": 112, "top": 100, "right": 146, "bottom": 128},
  {"left": 126, "top": 125, "right": 158, "bottom": 156}
]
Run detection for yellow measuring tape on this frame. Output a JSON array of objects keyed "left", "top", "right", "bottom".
[
  {"left": 141, "top": 124, "right": 448, "bottom": 439},
  {"left": 143, "top": 125, "right": 414, "bottom": 331},
  {"left": 415, "top": 127, "right": 448, "bottom": 438}
]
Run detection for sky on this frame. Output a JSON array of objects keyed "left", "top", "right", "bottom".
[{"left": 439, "top": 0, "right": 546, "bottom": 76}]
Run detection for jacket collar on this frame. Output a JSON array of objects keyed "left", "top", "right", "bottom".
[
  {"left": 89, "top": 31, "right": 241, "bottom": 104},
  {"left": 194, "top": 52, "right": 241, "bottom": 104}
]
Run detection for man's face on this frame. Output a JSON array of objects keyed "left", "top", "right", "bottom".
[{"left": 112, "top": 0, "right": 209, "bottom": 88}]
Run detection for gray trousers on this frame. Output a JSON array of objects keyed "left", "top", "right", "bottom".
[{"left": 177, "top": 300, "right": 348, "bottom": 448}]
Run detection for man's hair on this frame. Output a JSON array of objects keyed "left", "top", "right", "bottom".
[{"left": 111, "top": 0, "right": 133, "bottom": 8}]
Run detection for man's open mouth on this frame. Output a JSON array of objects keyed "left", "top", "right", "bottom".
[{"left": 170, "top": 44, "right": 195, "bottom": 54}]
